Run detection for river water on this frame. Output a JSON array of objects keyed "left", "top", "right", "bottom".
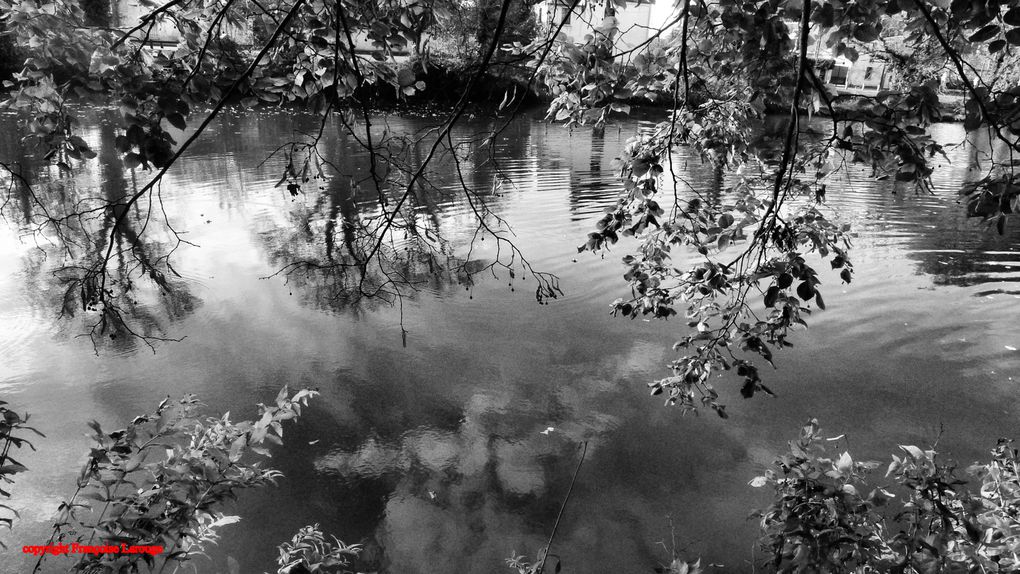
[{"left": 1, "top": 108, "right": 1018, "bottom": 573}]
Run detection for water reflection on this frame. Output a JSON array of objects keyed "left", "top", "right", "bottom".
[
  {"left": 1, "top": 114, "right": 200, "bottom": 352},
  {"left": 0, "top": 110, "right": 1018, "bottom": 574}
]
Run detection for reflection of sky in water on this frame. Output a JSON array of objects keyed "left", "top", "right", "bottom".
[{"left": 0, "top": 109, "right": 1018, "bottom": 573}]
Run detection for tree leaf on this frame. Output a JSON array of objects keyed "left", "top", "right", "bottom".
[
  {"left": 796, "top": 281, "right": 814, "bottom": 301},
  {"left": 899, "top": 445, "right": 925, "bottom": 459},
  {"left": 0, "top": 464, "right": 28, "bottom": 475},
  {"left": 123, "top": 153, "right": 141, "bottom": 169},
  {"left": 836, "top": 451, "right": 853, "bottom": 474},
  {"left": 397, "top": 68, "right": 415, "bottom": 88},
  {"left": 968, "top": 24, "right": 1000, "bottom": 43},
  {"left": 166, "top": 113, "right": 186, "bottom": 130},
  {"left": 1004, "top": 7, "right": 1020, "bottom": 26}
]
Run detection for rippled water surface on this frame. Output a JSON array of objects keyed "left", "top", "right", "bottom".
[{"left": 1, "top": 109, "right": 1019, "bottom": 573}]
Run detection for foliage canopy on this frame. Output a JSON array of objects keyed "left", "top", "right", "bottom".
[{"left": 1, "top": 0, "right": 1019, "bottom": 412}]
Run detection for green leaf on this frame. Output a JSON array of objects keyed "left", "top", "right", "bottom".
[
  {"left": 968, "top": 24, "right": 1000, "bottom": 43},
  {"left": 835, "top": 451, "right": 853, "bottom": 473},
  {"left": 68, "top": 135, "right": 88, "bottom": 149},
  {"left": 166, "top": 113, "right": 186, "bottom": 130},
  {"left": 950, "top": 0, "right": 972, "bottom": 17},
  {"left": 396, "top": 68, "right": 415, "bottom": 88},
  {"left": 1003, "top": 7, "right": 1020, "bottom": 26},
  {"left": 899, "top": 445, "right": 925, "bottom": 459},
  {"left": 0, "top": 464, "right": 28, "bottom": 475},
  {"left": 796, "top": 281, "right": 814, "bottom": 301},
  {"left": 853, "top": 25, "right": 879, "bottom": 42}
]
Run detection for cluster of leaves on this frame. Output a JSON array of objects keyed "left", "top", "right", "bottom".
[
  {"left": 0, "top": 0, "right": 567, "bottom": 348},
  {"left": 35, "top": 387, "right": 318, "bottom": 573},
  {"left": 115, "top": 92, "right": 191, "bottom": 170},
  {"left": 912, "top": 1, "right": 1020, "bottom": 231},
  {"left": 274, "top": 524, "right": 362, "bottom": 574},
  {"left": 532, "top": 0, "right": 1020, "bottom": 413},
  {"left": 426, "top": 0, "right": 537, "bottom": 79},
  {"left": 539, "top": 15, "right": 643, "bottom": 126},
  {"left": 0, "top": 401, "right": 43, "bottom": 544},
  {"left": 752, "top": 419, "right": 1020, "bottom": 573},
  {"left": 580, "top": 117, "right": 856, "bottom": 417},
  {"left": 508, "top": 548, "right": 703, "bottom": 574},
  {"left": 506, "top": 550, "right": 560, "bottom": 574}
]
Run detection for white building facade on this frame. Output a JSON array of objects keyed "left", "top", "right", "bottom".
[{"left": 534, "top": 0, "right": 659, "bottom": 52}]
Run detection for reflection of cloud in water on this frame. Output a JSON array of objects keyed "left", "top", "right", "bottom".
[
  {"left": 314, "top": 399, "right": 621, "bottom": 498},
  {"left": 309, "top": 341, "right": 669, "bottom": 572}
]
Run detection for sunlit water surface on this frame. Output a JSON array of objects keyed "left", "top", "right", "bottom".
[{"left": 1, "top": 109, "right": 1018, "bottom": 573}]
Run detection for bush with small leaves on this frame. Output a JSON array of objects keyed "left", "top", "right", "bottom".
[
  {"left": 274, "top": 524, "right": 361, "bottom": 574},
  {"left": 34, "top": 386, "right": 318, "bottom": 573},
  {"left": 0, "top": 400, "right": 44, "bottom": 545},
  {"left": 753, "top": 420, "right": 1020, "bottom": 573}
]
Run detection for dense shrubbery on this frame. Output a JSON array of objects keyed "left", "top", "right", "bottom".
[
  {"left": 505, "top": 420, "right": 1020, "bottom": 574},
  {"left": 0, "top": 388, "right": 365, "bottom": 574},
  {"left": 753, "top": 420, "right": 1020, "bottom": 573},
  {"left": 12, "top": 396, "right": 1020, "bottom": 573}
]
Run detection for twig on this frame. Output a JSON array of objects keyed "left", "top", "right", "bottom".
[{"left": 537, "top": 441, "right": 587, "bottom": 574}]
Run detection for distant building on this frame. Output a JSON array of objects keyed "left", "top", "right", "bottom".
[
  {"left": 111, "top": 0, "right": 252, "bottom": 46},
  {"left": 815, "top": 55, "right": 895, "bottom": 96},
  {"left": 788, "top": 24, "right": 898, "bottom": 96},
  {"left": 109, "top": 0, "right": 405, "bottom": 55},
  {"left": 534, "top": 0, "right": 658, "bottom": 51},
  {"left": 107, "top": 0, "right": 406, "bottom": 55}
]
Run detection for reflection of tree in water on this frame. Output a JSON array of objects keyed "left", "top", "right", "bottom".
[
  {"left": 254, "top": 121, "right": 560, "bottom": 317},
  {"left": 3, "top": 109, "right": 561, "bottom": 344},
  {"left": 890, "top": 129, "right": 1020, "bottom": 291},
  {"left": 908, "top": 213, "right": 1020, "bottom": 290},
  {"left": 1, "top": 116, "right": 198, "bottom": 350}
]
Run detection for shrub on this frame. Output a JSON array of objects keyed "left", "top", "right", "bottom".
[
  {"left": 753, "top": 420, "right": 1020, "bottom": 573},
  {"left": 0, "top": 400, "right": 43, "bottom": 544},
  {"left": 274, "top": 524, "right": 361, "bottom": 574},
  {"left": 34, "top": 387, "right": 319, "bottom": 573}
]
